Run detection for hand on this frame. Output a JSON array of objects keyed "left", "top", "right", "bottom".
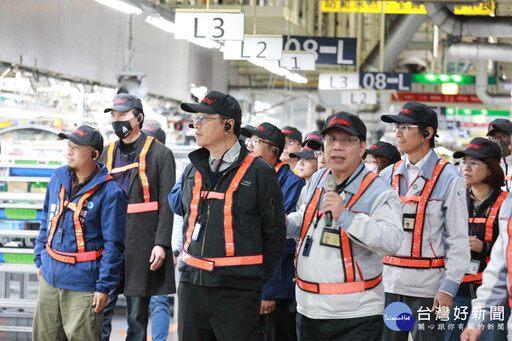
[
  {"left": 93, "top": 292, "right": 108, "bottom": 313},
  {"left": 321, "top": 192, "right": 345, "bottom": 222},
  {"left": 36, "top": 268, "right": 42, "bottom": 281},
  {"left": 285, "top": 215, "right": 288, "bottom": 227},
  {"left": 469, "top": 236, "right": 484, "bottom": 253},
  {"left": 431, "top": 291, "right": 453, "bottom": 313},
  {"left": 260, "top": 300, "right": 275, "bottom": 315},
  {"left": 461, "top": 325, "right": 483, "bottom": 341},
  {"left": 150, "top": 245, "right": 166, "bottom": 271}
]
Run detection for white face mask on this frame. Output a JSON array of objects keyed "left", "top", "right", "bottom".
[{"left": 365, "top": 162, "right": 379, "bottom": 174}]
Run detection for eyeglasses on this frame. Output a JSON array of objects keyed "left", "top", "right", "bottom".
[
  {"left": 246, "top": 138, "right": 277, "bottom": 148},
  {"left": 489, "top": 134, "right": 510, "bottom": 142},
  {"left": 460, "top": 159, "right": 481, "bottom": 168},
  {"left": 192, "top": 115, "right": 225, "bottom": 126},
  {"left": 392, "top": 123, "right": 419, "bottom": 133},
  {"left": 314, "top": 150, "right": 324, "bottom": 158},
  {"left": 323, "top": 136, "right": 360, "bottom": 147},
  {"left": 285, "top": 139, "right": 298, "bottom": 145}
]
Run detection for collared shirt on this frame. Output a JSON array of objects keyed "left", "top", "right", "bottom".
[
  {"left": 70, "top": 164, "right": 100, "bottom": 199},
  {"left": 405, "top": 149, "right": 433, "bottom": 188},
  {"left": 208, "top": 140, "right": 241, "bottom": 172}
]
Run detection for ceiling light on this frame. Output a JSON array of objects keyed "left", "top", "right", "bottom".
[
  {"left": 94, "top": 0, "right": 142, "bottom": 15},
  {"left": 187, "top": 39, "right": 221, "bottom": 49},
  {"left": 286, "top": 72, "right": 308, "bottom": 84},
  {"left": 145, "top": 14, "right": 175, "bottom": 34},
  {"left": 441, "top": 83, "right": 458, "bottom": 95}
]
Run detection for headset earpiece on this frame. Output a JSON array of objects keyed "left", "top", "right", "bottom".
[
  {"left": 272, "top": 148, "right": 278, "bottom": 156},
  {"left": 137, "top": 115, "right": 142, "bottom": 122},
  {"left": 225, "top": 122, "right": 232, "bottom": 132},
  {"left": 91, "top": 151, "right": 97, "bottom": 159},
  {"left": 423, "top": 130, "right": 429, "bottom": 138}
]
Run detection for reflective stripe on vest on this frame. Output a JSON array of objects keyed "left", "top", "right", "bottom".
[
  {"left": 384, "top": 159, "right": 448, "bottom": 268},
  {"left": 46, "top": 180, "right": 108, "bottom": 264},
  {"left": 507, "top": 215, "right": 512, "bottom": 308},
  {"left": 106, "top": 136, "right": 158, "bottom": 214},
  {"left": 275, "top": 162, "right": 286, "bottom": 173},
  {"left": 296, "top": 170, "right": 380, "bottom": 295},
  {"left": 182, "top": 152, "right": 260, "bottom": 271},
  {"left": 463, "top": 191, "right": 508, "bottom": 283}
]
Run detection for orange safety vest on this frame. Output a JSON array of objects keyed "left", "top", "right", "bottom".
[
  {"left": 106, "top": 136, "right": 158, "bottom": 214},
  {"left": 296, "top": 169, "right": 381, "bottom": 295},
  {"left": 46, "top": 180, "right": 110, "bottom": 264},
  {"left": 275, "top": 162, "right": 286, "bottom": 173},
  {"left": 383, "top": 158, "right": 448, "bottom": 269},
  {"left": 182, "top": 152, "right": 263, "bottom": 272},
  {"left": 463, "top": 190, "right": 508, "bottom": 283},
  {"left": 507, "top": 215, "right": 512, "bottom": 308}
]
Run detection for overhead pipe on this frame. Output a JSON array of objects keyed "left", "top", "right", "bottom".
[
  {"left": 424, "top": 3, "right": 512, "bottom": 38},
  {"left": 475, "top": 60, "right": 510, "bottom": 106}
]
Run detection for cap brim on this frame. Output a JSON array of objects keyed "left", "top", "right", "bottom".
[
  {"left": 381, "top": 114, "right": 419, "bottom": 124},
  {"left": 290, "top": 150, "right": 316, "bottom": 159},
  {"left": 241, "top": 126, "right": 255, "bottom": 137},
  {"left": 180, "top": 102, "right": 218, "bottom": 114},
  {"left": 58, "top": 132, "right": 87, "bottom": 146},
  {"left": 453, "top": 150, "right": 487, "bottom": 159},
  {"left": 321, "top": 126, "right": 360, "bottom": 137},
  {"left": 104, "top": 104, "right": 135, "bottom": 113}
]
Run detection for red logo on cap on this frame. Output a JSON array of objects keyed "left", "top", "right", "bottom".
[
  {"left": 400, "top": 108, "right": 414, "bottom": 114},
  {"left": 256, "top": 126, "right": 268, "bottom": 131},
  {"left": 282, "top": 129, "right": 293, "bottom": 134},
  {"left": 468, "top": 143, "right": 483, "bottom": 150},
  {"left": 144, "top": 127, "right": 155, "bottom": 132},
  {"left": 202, "top": 97, "right": 216, "bottom": 105},
  {"left": 307, "top": 134, "right": 322, "bottom": 140},
  {"left": 329, "top": 117, "right": 352, "bottom": 127},
  {"left": 114, "top": 98, "right": 128, "bottom": 104},
  {"left": 371, "top": 144, "right": 381, "bottom": 149},
  {"left": 73, "top": 129, "right": 88, "bottom": 136},
  {"left": 303, "top": 146, "right": 312, "bottom": 151}
]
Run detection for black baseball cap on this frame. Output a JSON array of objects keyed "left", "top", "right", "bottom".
[
  {"left": 302, "top": 130, "right": 322, "bottom": 150},
  {"left": 58, "top": 125, "right": 104, "bottom": 154},
  {"left": 104, "top": 93, "right": 143, "bottom": 113},
  {"left": 453, "top": 137, "right": 501, "bottom": 160},
  {"left": 142, "top": 123, "right": 166, "bottom": 144},
  {"left": 381, "top": 102, "right": 438, "bottom": 132},
  {"left": 487, "top": 119, "right": 512, "bottom": 136},
  {"left": 289, "top": 147, "right": 316, "bottom": 160},
  {"left": 181, "top": 90, "right": 242, "bottom": 125},
  {"left": 241, "top": 122, "right": 285, "bottom": 152},
  {"left": 321, "top": 111, "right": 366, "bottom": 139},
  {"left": 281, "top": 126, "right": 302, "bottom": 143},
  {"left": 366, "top": 141, "right": 401, "bottom": 163}
]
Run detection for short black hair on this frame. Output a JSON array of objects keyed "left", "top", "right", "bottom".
[{"left": 131, "top": 108, "right": 144, "bottom": 129}]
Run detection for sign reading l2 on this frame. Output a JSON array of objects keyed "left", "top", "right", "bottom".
[{"left": 283, "top": 36, "right": 357, "bottom": 66}]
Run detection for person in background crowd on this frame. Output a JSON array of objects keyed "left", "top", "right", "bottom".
[
  {"left": 287, "top": 112, "right": 404, "bottom": 341},
  {"left": 290, "top": 148, "right": 318, "bottom": 183},
  {"left": 364, "top": 141, "right": 401, "bottom": 174},
  {"left": 177, "top": 91, "right": 286, "bottom": 341},
  {"left": 380, "top": 101, "right": 470, "bottom": 341},
  {"left": 445, "top": 138, "right": 508, "bottom": 341},
  {"left": 281, "top": 126, "right": 302, "bottom": 173},
  {"left": 294, "top": 131, "right": 323, "bottom": 210},
  {"left": 486, "top": 118, "right": 512, "bottom": 191},
  {"left": 101, "top": 93, "right": 176, "bottom": 341},
  {"left": 139, "top": 122, "right": 172, "bottom": 341},
  {"left": 33, "top": 126, "right": 127, "bottom": 341},
  {"left": 243, "top": 123, "right": 304, "bottom": 341}
]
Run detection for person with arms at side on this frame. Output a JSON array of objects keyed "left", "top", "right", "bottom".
[
  {"left": 100, "top": 93, "right": 176, "bottom": 341},
  {"left": 287, "top": 112, "right": 404, "bottom": 341},
  {"left": 33, "top": 126, "right": 126, "bottom": 341},
  {"left": 380, "top": 101, "right": 470, "bottom": 340},
  {"left": 486, "top": 119, "right": 512, "bottom": 191},
  {"left": 281, "top": 126, "right": 302, "bottom": 174},
  {"left": 178, "top": 91, "right": 286, "bottom": 341},
  {"left": 364, "top": 141, "right": 401, "bottom": 174},
  {"left": 445, "top": 138, "right": 508, "bottom": 340},
  {"left": 243, "top": 123, "right": 305, "bottom": 341}
]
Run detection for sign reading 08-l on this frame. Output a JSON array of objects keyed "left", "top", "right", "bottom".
[
  {"left": 283, "top": 36, "right": 357, "bottom": 65},
  {"left": 174, "top": 12, "right": 244, "bottom": 41}
]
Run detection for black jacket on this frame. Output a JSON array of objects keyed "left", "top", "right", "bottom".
[{"left": 179, "top": 143, "right": 286, "bottom": 291}]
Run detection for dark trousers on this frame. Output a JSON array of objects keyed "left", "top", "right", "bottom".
[
  {"left": 101, "top": 285, "right": 122, "bottom": 341},
  {"left": 260, "top": 299, "right": 297, "bottom": 341},
  {"left": 382, "top": 293, "right": 445, "bottom": 341},
  {"left": 126, "top": 296, "right": 151, "bottom": 341},
  {"left": 178, "top": 282, "right": 260, "bottom": 341},
  {"left": 296, "top": 312, "right": 382, "bottom": 341}
]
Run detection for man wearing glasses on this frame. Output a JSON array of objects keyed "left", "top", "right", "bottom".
[
  {"left": 486, "top": 118, "right": 512, "bottom": 191},
  {"left": 287, "top": 112, "right": 403, "bottom": 340},
  {"left": 380, "top": 101, "right": 470, "bottom": 340},
  {"left": 178, "top": 91, "right": 286, "bottom": 341},
  {"left": 281, "top": 126, "right": 303, "bottom": 174},
  {"left": 243, "top": 123, "right": 305, "bottom": 341}
]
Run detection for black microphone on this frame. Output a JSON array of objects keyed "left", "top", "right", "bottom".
[{"left": 324, "top": 173, "right": 337, "bottom": 228}]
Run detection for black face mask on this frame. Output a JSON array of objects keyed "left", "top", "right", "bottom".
[{"left": 112, "top": 121, "right": 133, "bottom": 139}]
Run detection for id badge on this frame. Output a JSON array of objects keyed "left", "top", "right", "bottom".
[
  {"left": 191, "top": 222, "right": 202, "bottom": 241},
  {"left": 320, "top": 228, "right": 341, "bottom": 248},
  {"left": 402, "top": 213, "right": 416, "bottom": 232},
  {"left": 302, "top": 236, "right": 313, "bottom": 257},
  {"left": 465, "top": 259, "right": 480, "bottom": 275}
]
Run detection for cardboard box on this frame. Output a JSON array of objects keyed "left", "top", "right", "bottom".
[{"left": 7, "top": 181, "right": 28, "bottom": 193}]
